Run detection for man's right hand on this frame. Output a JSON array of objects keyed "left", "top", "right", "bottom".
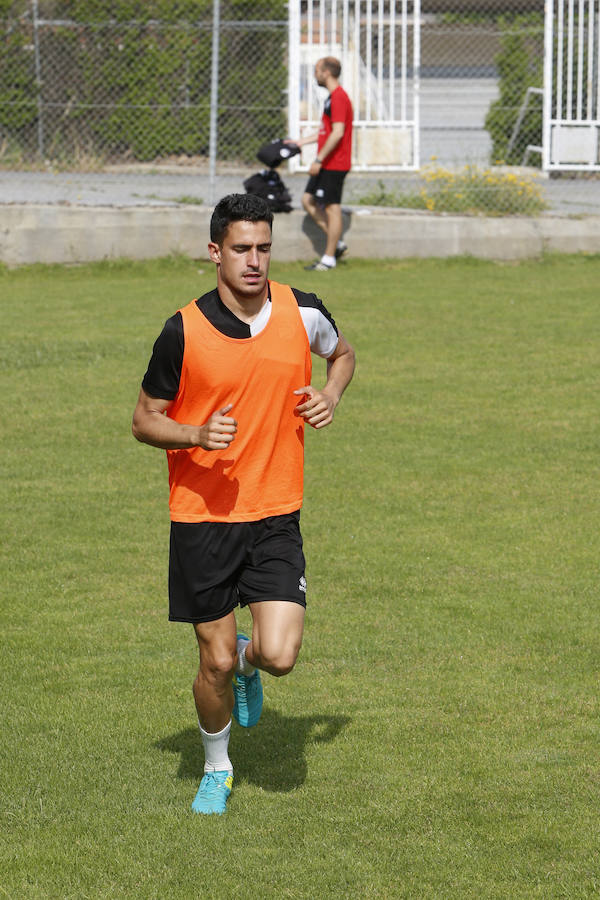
[
  {"left": 133, "top": 390, "right": 237, "bottom": 451},
  {"left": 197, "top": 404, "right": 237, "bottom": 450}
]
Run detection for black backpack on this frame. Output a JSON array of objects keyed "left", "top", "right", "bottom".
[{"left": 243, "top": 168, "right": 293, "bottom": 213}]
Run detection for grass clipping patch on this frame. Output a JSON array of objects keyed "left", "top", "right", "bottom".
[{"left": 359, "top": 164, "right": 547, "bottom": 216}]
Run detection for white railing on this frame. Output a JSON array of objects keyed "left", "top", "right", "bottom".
[
  {"left": 288, "top": 0, "right": 420, "bottom": 171},
  {"left": 543, "top": 0, "right": 600, "bottom": 169}
]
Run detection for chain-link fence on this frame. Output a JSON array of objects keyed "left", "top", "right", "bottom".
[
  {"left": 0, "top": 1, "right": 288, "bottom": 165},
  {"left": 1, "top": 2, "right": 598, "bottom": 215},
  {"left": 355, "top": 8, "right": 548, "bottom": 216}
]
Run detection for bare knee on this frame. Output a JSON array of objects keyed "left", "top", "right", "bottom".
[
  {"left": 302, "top": 192, "right": 314, "bottom": 214},
  {"left": 265, "top": 657, "right": 295, "bottom": 677},
  {"left": 197, "top": 648, "right": 236, "bottom": 688},
  {"left": 257, "top": 643, "right": 301, "bottom": 678}
]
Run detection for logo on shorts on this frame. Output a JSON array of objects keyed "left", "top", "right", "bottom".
[{"left": 299, "top": 575, "right": 307, "bottom": 594}]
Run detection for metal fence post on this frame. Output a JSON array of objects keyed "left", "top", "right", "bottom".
[
  {"left": 32, "top": 0, "right": 45, "bottom": 159},
  {"left": 287, "top": 0, "right": 300, "bottom": 145},
  {"left": 208, "top": 0, "right": 220, "bottom": 205}
]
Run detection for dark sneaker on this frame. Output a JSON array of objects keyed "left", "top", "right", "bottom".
[{"left": 335, "top": 241, "right": 348, "bottom": 259}]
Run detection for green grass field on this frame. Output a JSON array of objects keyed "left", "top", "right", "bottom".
[{"left": 2, "top": 253, "right": 600, "bottom": 898}]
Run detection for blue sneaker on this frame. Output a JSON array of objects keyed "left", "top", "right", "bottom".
[
  {"left": 191, "top": 771, "right": 233, "bottom": 815},
  {"left": 232, "top": 632, "right": 263, "bottom": 728}
]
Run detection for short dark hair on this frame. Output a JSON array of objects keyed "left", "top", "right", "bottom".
[
  {"left": 321, "top": 56, "right": 341, "bottom": 78},
  {"left": 210, "top": 193, "right": 273, "bottom": 244}
]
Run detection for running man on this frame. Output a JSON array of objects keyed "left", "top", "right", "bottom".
[{"left": 132, "top": 193, "right": 355, "bottom": 814}]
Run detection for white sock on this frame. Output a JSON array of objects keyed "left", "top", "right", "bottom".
[
  {"left": 199, "top": 720, "right": 233, "bottom": 775},
  {"left": 321, "top": 254, "right": 336, "bottom": 267},
  {"left": 336, "top": 239, "right": 346, "bottom": 249},
  {"left": 236, "top": 636, "right": 256, "bottom": 676}
]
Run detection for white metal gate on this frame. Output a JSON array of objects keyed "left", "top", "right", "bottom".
[
  {"left": 288, "top": 0, "right": 421, "bottom": 171},
  {"left": 543, "top": 0, "right": 600, "bottom": 169}
]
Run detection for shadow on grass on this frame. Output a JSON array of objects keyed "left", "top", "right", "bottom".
[{"left": 155, "top": 710, "right": 350, "bottom": 793}]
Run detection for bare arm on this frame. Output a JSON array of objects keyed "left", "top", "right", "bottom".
[
  {"left": 293, "top": 330, "right": 355, "bottom": 429},
  {"left": 131, "top": 388, "right": 237, "bottom": 451},
  {"left": 286, "top": 130, "right": 320, "bottom": 147},
  {"left": 308, "top": 122, "right": 345, "bottom": 176}
]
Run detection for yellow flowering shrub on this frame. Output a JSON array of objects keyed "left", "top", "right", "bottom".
[{"left": 358, "top": 165, "right": 547, "bottom": 216}]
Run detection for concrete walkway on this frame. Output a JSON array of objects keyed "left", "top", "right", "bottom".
[{"left": 2, "top": 166, "right": 600, "bottom": 214}]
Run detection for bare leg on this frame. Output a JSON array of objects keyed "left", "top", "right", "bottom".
[
  {"left": 302, "top": 191, "right": 329, "bottom": 236},
  {"left": 245, "top": 600, "right": 305, "bottom": 677},
  {"left": 192, "top": 612, "right": 238, "bottom": 732},
  {"left": 324, "top": 203, "right": 343, "bottom": 257},
  {"left": 303, "top": 193, "right": 343, "bottom": 261}
]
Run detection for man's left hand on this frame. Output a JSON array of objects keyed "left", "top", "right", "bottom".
[{"left": 293, "top": 385, "right": 337, "bottom": 429}]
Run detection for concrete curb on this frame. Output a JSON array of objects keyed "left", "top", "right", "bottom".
[{"left": 2, "top": 203, "right": 600, "bottom": 266}]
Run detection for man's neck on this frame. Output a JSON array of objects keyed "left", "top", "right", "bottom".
[{"left": 216, "top": 281, "right": 269, "bottom": 325}]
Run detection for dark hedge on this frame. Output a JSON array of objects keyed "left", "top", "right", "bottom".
[{"left": 0, "top": 1, "right": 287, "bottom": 162}]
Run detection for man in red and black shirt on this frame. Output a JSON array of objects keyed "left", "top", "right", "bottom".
[{"left": 291, "top": 57, "right": 353, "bottom": 271}]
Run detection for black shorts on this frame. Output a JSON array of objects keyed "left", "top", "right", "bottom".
[
  {"left": 304, "top": 169, "right": 348, "bottom": 206},
  {"left": 168, "top": 511, "right": 307, "bottom": 623}
]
